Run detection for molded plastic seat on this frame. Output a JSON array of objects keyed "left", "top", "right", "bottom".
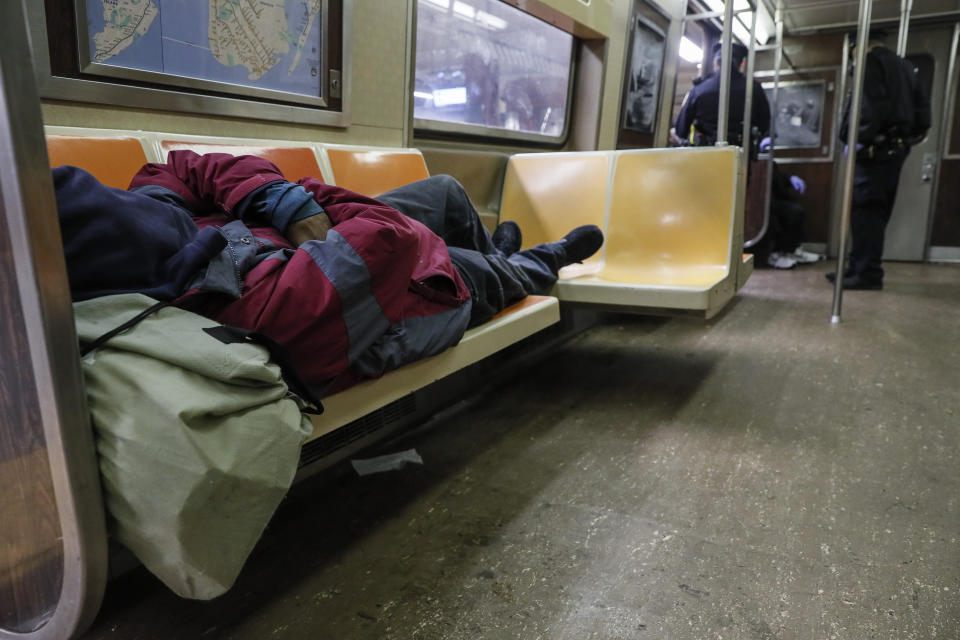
[
  {"left": 605, "top": 148, "right": 736, "bottom": 283},
  {"left": 501, "top": 147, "right": 746, "bottom": 318},
  {"left": 46, "top": 134, "right": 151, "bottom": 189},
  {"left": 307, "top": 295, "right": 559, "bottom": 440},
  {"left": 324, "top": 145, "right": 429, "bottom": 196},
  {"left": 159, "top": 138, "right": 327, "bottom": 182},
  {"left": 499, "top": 151, "right": 610, "bottom": 275}
]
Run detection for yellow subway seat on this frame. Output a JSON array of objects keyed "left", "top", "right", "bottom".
[
  {"left": 500, "top": 152, "right": 609, "bottom": 260},
  {"left": 606, "top": 149, "right": 736, "bottom": 274},
  {"left": 594, "top": 264, "right": 729, "bottom": 287}
]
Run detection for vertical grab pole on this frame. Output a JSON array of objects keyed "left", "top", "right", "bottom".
[
  {"left": 659, "top": 0, "right": 689, "bottom": 147},
  {"left": 830, "top": 32, "right": 851, "bottom": 257},
  {"left": 741, "top": 2, "right": 758, "bottom": 154},
  {"left": 827, "top": 33, "right": 851, "bottom": 253},
  {"left": 770, "top": 13, "right": 784, "bottom": 159},
  {"left": 755, "top": 10, "right": 784, "bottom": 251},
  {"left": 897, "top": 0, "right": 913, "bottom": 56},
  {"left": 831, "top": 0, "right": 874, "bottom": 324},
  {"left": 926, "top": 22, "right": 960, "bottom": 256},
  {"left": 716, "top": 0, "right": 736, "bottom": 145},
  {"left": 739, "top": 1, "right": 759, "bottom": 242}
]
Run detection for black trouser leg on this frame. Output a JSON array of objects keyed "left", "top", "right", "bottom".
[
  {"left": 448, "top": 243, "right": 564, "bottom": 327},
  {"left": 377, "top": 174, "right": 498, "bottom": 254},
  {"left": 379, "top": 174, "right": 562, "bottom": 327},
  {"left": 849, "top": 157, "right": 904, "bottom": 284},
  {"left": 773, "top": 201, "right": 806, "bottom": 253}
]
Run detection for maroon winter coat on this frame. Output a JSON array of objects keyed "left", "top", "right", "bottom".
[{"left": 130, "top": 151, "right": 472, "bottom": 393}]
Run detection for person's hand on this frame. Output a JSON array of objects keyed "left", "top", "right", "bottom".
[
  {"left": 287, "top": 212, "right": 333, "bottom": 246},
  {"left": 789, "top": 175, "right": 806, "bottom": 194},
  {"left": 759, "top": 136, "right": 772, "bottom": 152}
]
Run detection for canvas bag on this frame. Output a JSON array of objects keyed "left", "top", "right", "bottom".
[{"left": 73, "top": 294, "right": 312, "bottom": 599}]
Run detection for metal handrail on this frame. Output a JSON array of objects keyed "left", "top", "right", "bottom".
[{"left": 831, "top": 0, "right": 875, "bottom": 323}]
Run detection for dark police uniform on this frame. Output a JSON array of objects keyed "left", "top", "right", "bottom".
[
  {"left": 675, "top": 44, "right": 771, "bottom": 146},
  {"left": 839, "top": 43, "right": 931, "bottom": 288}
]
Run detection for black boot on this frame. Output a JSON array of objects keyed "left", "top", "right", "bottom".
[
  {"left": 491, "top": 220, "right": 522, "bottom": 256},
  {"left": 558, "top": 225, "right": 604, "bottom": 266},
  {"left": 825, "top": 268, "right": 855, "bottom": 283},
  {"left": 841, "top": 274, "right": 882, "bottom": 290}
]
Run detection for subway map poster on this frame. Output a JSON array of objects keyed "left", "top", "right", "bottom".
[{"left": 81, "top": 0, "right": 323, "bottom": 99}]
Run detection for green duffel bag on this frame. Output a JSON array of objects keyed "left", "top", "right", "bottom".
[{"left": 73, "top": 294, "right": 313, "bottom": 599}]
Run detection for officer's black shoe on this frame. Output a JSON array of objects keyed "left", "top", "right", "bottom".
[
  {"left": 825, "top": 269, "right": 855, "bottom": 283},
  {"left": 559, "top": 225, "right": 604, "bottom": 265},
  {"left": 842, "top": 275, "right": 883, "bottom": 290},
  {"left": 492, "top": 220, "right": 522, "bottom": 256}
]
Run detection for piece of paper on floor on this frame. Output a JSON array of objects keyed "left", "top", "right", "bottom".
[{"left": 351, "top": 449, "right": 423, "bottom": 476}]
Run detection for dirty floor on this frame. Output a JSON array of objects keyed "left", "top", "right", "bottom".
[{"left": 81, "top": 262, "right": 960, "bottom": 640}]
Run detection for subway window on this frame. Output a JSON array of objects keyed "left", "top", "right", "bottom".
[{"left": 414, "top": 0, "right": 575, "bottom": 142}]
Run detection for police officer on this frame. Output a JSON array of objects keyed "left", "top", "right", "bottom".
[
  {"left": 675, "top": 41, "right": 771, "bottom": 147},
  {"left": 831, "top": 29, "right": 931, "bottom": 289}
]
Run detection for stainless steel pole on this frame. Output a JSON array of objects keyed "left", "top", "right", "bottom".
[
  {"left": 897, "top": 0, "right": 913, "bottom": 56},
  {"left": 716, "top": 0, "right": 736, "bottom": 145},
  {"left": 831, "top": 0, "right": 874, "bottom": 323},
  {"left": 741, "top": 4, "right": 758, "bottom": 153},
  {"left": 659, "top": 0, "right": 688, "bottom": 147},
  {"left": 753, "top": 11, "right": 783, "bottom": 249},
  {"left": 829, "top": 32, "right": 851, "bottom": 257},
  {"left": 925, "top": 22, "right": 960, "bottom": 256},
  {"left": 738, "top": 3, "right": 759, "bottom": 242},
  {"left": 770, "top": 14, "right": 783, "bottom": 158},
  {"left": 837, "top": 32, "right": 851, "bottom": 139}
]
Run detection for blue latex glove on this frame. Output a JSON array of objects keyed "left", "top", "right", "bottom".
[
  {"left": 790, "top": 175, "right": 806, "bottom": 194},
  {"left": 759, "top": 136, "right": 772, "bottom": 152}
]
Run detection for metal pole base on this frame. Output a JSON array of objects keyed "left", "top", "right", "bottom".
[{"left": 831, "top": 315, "right": 842, "bottom": 324}]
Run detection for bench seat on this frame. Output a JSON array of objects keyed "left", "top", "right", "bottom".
[
  {"left": 501, "top": 147, "right": 749, "bottom": 319},
  {"left": 43, "top": 125, "right": 561, "bottom": 447},
  {"left": 323, "top": 144, "right": 430, "bottom": 196},
  {"left": 307, "top": 295, "right": 559, "bottom": 440}
]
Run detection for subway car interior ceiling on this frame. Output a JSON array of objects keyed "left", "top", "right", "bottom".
[{"left": 2, "top": 0, "right": 959, "bottom": 639}]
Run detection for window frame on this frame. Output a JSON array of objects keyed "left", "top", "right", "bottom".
[
  {"left": 28, "top": 0, "right": 349, "bottom": 127},
  {"left": 411, "top": 0, "right": 579, "bottom": 145}
]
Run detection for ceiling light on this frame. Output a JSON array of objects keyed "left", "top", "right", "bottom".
[{"left": 679, "top": 36, "right": 703, "bottom": 63}]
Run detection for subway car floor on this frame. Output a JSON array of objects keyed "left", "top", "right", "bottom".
[{"left": 80, "top": 261, "right": 960, "bottom": 640}]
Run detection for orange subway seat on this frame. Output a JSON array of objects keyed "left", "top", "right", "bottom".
[
  {"left": 325, "top": 148, "right": 429, "bottom": 197},
  {"left": 46, "top": 135, "right": 149, "bottom": 189},
  {"left": 160, "top": 141, "right": 327, "bottom": 183}
]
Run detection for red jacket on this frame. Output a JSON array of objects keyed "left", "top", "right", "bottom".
[{"left": 130, "top": 151, "right": 472, "bottom": 393}]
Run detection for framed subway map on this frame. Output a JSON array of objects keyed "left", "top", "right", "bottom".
[{"left": 76, "top": 0, "right": 327, "bottom": 106}]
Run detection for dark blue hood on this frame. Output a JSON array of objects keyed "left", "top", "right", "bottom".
[{"left": 53, "top": 166, "right": 227, "bottom": 301}]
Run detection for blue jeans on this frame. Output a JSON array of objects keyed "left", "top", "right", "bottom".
[{"left": 378, "top": 175, "right": 563, "bottom": 326}]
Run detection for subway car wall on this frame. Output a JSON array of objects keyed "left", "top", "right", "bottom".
[{"left": 34, "top": 0, "right": 656, "bottom": 152}]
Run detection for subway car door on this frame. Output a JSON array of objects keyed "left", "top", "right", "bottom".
[{"left": 883, "top": 25, "right": 950, "bottom": 261}]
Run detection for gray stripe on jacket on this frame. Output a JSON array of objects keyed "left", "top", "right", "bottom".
[{"left": 301, "top": 230, "right": 391, "bottom": 366}]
